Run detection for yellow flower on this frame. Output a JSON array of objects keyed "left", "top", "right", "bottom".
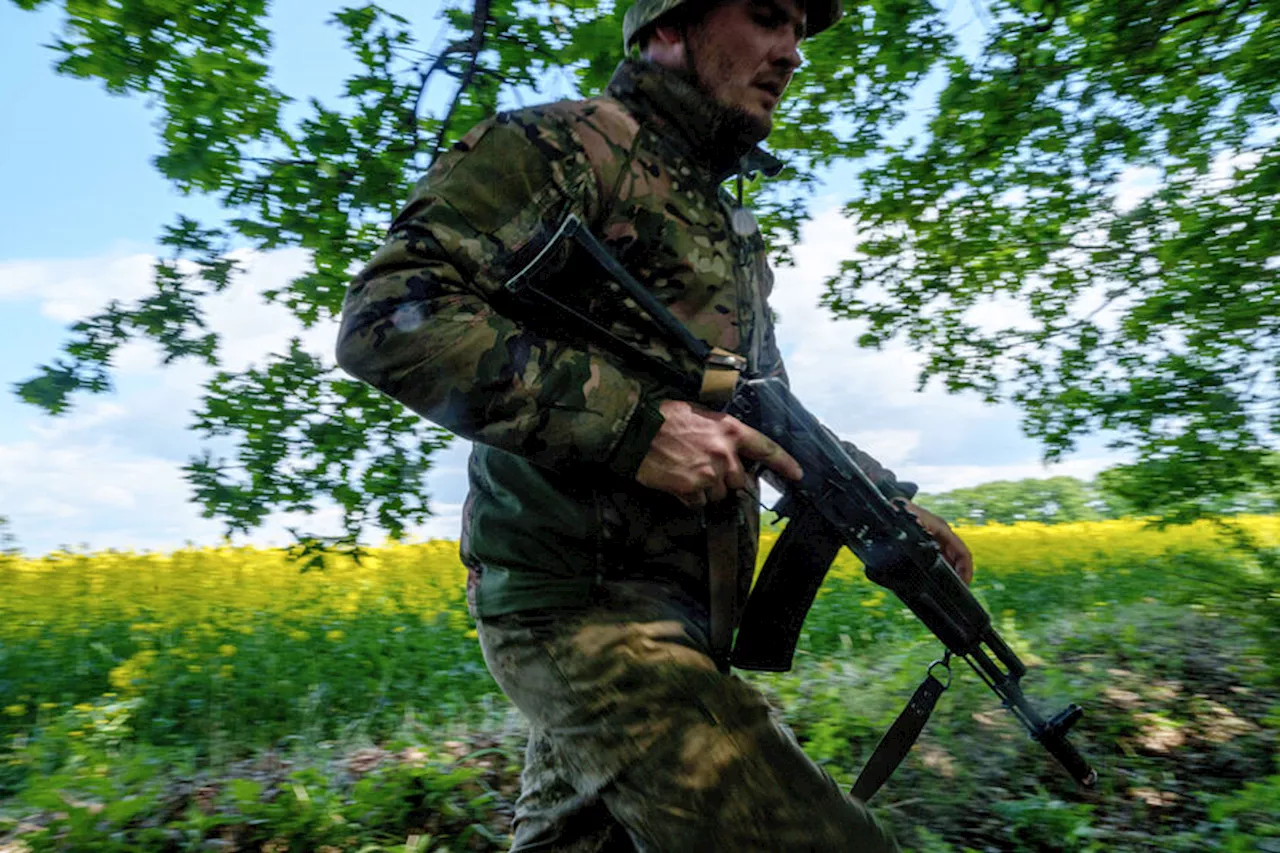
[
  {"left": 3, "top": 704, "right": 26, "bottom": 717},
  {"left": 2, "top": 514, "right": 1272, "bottom": 741}
]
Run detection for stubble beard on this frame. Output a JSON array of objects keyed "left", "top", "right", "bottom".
[{"left": 683, "top": 35, "right": 772, "bottom": 144}]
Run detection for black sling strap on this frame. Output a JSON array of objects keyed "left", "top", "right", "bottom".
[{"left": 850, "top": 652, "right": 952, "bottom": 802}]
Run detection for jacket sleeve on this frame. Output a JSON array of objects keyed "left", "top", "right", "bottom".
[
  {"left": 842, "top": 439, "right": 918, "bottom": 501},
  {"left": 335, "top": 117, "right": 665, "bottom": 478}
]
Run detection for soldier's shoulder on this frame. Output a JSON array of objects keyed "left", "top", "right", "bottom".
[
  {"left": 430, "top": 95, "right": 643, "bottom": 199},
  {"left": 495, "top": 94, "right": 641, "bottom": 153}
]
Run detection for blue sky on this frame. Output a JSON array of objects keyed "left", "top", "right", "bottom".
[{"left": 0, "top": 1, "right": 1127, "bottom": 556}]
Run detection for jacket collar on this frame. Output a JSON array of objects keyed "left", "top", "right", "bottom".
[{"left": 605, "top": 59, "right": 785, "bottom": 184}]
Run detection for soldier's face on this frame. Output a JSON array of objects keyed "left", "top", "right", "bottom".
[{"left": 684, "top": 0, "right": 806, "bottom": 139}]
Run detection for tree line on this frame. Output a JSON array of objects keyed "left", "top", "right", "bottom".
[{"left": 915, "top": 463, "right": 1280, "bottom": 526}]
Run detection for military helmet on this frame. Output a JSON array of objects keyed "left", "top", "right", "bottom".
[{"left": 623, "top": 0, "right": 843, "bottom": 52}]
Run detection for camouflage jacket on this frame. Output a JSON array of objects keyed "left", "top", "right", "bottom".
[{"left": 336, "top": 59, "right": 905, "bottom": 617}]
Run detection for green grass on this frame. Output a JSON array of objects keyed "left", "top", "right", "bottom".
[{"left": 1, "top": 538, "right": 1277, "bottom": 852}]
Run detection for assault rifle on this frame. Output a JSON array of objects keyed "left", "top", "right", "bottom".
[{"left": 504, "top": 213, "right": 1097, "bottom": 796}]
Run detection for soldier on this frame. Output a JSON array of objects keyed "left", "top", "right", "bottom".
[{"left": 337, "top": 0, "right": 974, "bottom": 848}]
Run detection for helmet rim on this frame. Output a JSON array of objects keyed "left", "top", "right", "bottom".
[{"left": 623, "top": 0, "right": 843, "bottom": 52}]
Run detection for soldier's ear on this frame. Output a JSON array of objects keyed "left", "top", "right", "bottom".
[{"left": 640, "top": 23, "right": 688, "bottom": 65}]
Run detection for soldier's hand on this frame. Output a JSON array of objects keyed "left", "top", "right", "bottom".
[
  {"left": 902, "top": 502, "right": 974, "bottom": 585},
  {"left": 636, "top": 400, "right": 803, "bottom": 509}
]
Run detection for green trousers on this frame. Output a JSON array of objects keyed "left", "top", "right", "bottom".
[{"left": 477, "top": 581, "right": 900, "bottom": 852}]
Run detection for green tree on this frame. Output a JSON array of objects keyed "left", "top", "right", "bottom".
[
  {"left": 914, "top": 475, "right": 1119, "bottom": 525},
  {"left": 826, "top": 0, "right": 1278, "bottom": 524},
  {"left": 9, "top": 0, "right": 1277, "bottom": 546},
  {"left": 1098, "top": 452, "right": 1280, "bottom": 518},
  {"left": 0, "top": 516, "right": 21, "bottom": 558}
]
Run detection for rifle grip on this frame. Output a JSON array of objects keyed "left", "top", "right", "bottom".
[{"left": 732, "top": 505, "right": 844, "bottom": 671}]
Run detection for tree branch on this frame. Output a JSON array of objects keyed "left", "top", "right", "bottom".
[
  {"left": 411, "top": 41, "right": 467, "bottom": 129},
  {"left": 1166, "top": 2, "right": 1235, "bottom": 31},
  {"left": 429, "top": 0, "right": 493, "bottom": 163}
]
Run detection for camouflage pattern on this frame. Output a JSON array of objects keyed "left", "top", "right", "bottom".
[
  {"left": 478, "top": 580, "right": 900, "bottom": 851},
  {"left": 623, "top": 0, "right": 844, "bottom": 51},
  {"left": 336, "top": 58, "right": 905, "bottom": 619}
]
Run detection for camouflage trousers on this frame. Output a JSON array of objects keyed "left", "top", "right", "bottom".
[{"left": 476, "top": 581, "right": 900, "bottom": 852}]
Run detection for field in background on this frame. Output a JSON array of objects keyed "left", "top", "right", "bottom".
[{"left": 1, "top": 517, "right": 1278, "bottom": 851}]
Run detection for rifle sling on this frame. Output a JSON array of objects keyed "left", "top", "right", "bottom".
[
  {"left": 706, "top": 502, "right": 739, "bottom": 674},
  {"left": 700, "top": 343, "right": 746, "bottom": 674},
  {"left": 850, "top": 659, "right": 950, "bottom": 803}
]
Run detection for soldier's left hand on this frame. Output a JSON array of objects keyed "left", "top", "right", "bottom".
[{"left": 902, "top": 502, "right": 974, "bottom": 585}]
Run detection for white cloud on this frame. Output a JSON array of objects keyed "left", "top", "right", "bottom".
[
  {"left": 1112, "top": 135, "right": 1274, "bottom": 215},
  {"left": 909, "top": 456, "right": 1118, "bottom": 495},
  {"left": 201, "top": 248, "right": 337, "bottom": 373},
  {"left": 964, "top": 293, "right": 1037, "bottom": 334},
  {"left": 768, "top": 208, "right": 932, "bottom": 411},
  {"left": 8, "top": 247, "right": 338, "bottom": 458},
  {"left": 0, "top": 439, "right": 222, "bottom": 552},
  {"left": 1208, "top": 147, "right": 1264, "bottom": 184},
  {"left": 772, "top": 209, "right": 990, "bottom": 416},
  {"left": 839, "top": 428, "right": 922, "bottom": 469},
  {"left": 0, "top": 433, "right": 470, "bottom": 555},
  {"left": 0, "top": 244, "right": 329, "bottom": 376},
  {"left": 407, "top": 503, "right": 465, "bottom": 543},
  {"left": 0, "top": 253, "right": 156, "bottom": 322},
  {"left": 29, "top": 400, "right": 130, "bottom": 442}
]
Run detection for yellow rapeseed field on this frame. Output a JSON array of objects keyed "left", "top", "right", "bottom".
[
  {"left": 2, "top": 538, "right": 470, "bottom": 647},
  {"left": 824, "top": 514, "right": 1279, "bottom": 579},
  {"left": 0, "top": 516, "right": 1275, "bottom": 751},
  {"left": 3, "top": 515, "right": 1276, "bottom": 645},
  {"left": 3, "top": 515, "right": 1273, "bottom": 639}
]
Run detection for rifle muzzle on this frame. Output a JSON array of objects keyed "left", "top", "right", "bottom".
[{"left": 1037, "top": 704, "right": 1097, "bottom": 787}]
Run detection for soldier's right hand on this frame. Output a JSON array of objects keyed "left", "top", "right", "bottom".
[{"left": 635, "top": 400, "right": 803, "bottom": 509}]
